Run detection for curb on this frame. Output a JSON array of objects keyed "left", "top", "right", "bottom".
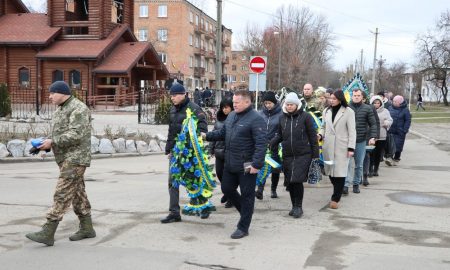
[
  {"left": 0, "top": 151, "right": 165, "bottom": 163},
  {"left": 409, "top": 129, "right": 441, "bottom": 145}
]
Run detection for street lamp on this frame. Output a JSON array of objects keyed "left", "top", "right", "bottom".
[{"left": 273, "top": 30, "right": 282, "bottom": 89}]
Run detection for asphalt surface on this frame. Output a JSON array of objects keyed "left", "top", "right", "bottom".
[{"left": 1, "top": 136, "right": 450, "bottom": 269}]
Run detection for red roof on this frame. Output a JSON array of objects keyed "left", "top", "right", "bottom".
[
  {"left": 0, "top": 13, "right": 60, "bottom": 45},
  {"left": 93, "top": 42, "right": 150, "bottom": 74},
  {"left": 36, "top": 25, "right": 131, "bottom": 59}
]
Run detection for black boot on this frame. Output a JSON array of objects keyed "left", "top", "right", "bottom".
[
  {"left": 255, "top": 185, "right": 264, "bottom": 200},
  {"left": 224, "top": 200, "right": 233, "bottom": 208},
  {"left": 292, "top": 199, "right": 303, "bottom": 219},
  {"left": 160, "top": 213, "right": 182, "bottom": 223},
  {"left": 271, "top": 189, "right": 278, "bottom": 199},
  {"left": 342, "top": 186, "right": 349, "bottom": 195},
  {"left": 373, "top": 165, "right": 379, "bottom": 176},
  {"left": 353, "top": 185, "right": 360, "bottom": 193},
  {"left": 362, "top": 175, "right": 369, "bottom": 186}
]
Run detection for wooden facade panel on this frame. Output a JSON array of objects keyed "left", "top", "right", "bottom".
[
  {"left": 7, "top": 48, "right": 37, "bottom": 87},
  {"left": 0, "top": 47, "right": 6, "bottom": 83},
  {"left": 41, "top": 61, "right": 90, "bottom": 90}
]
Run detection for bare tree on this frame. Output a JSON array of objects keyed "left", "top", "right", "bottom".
[
  {"left": 416, "top": 9, "right": 449, "bottom": 106},
  {"left": 239, "top": 5, "right": 335, "bottom": 90}
]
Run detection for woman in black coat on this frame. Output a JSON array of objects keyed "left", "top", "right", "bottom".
[
  {"left": 271, "top": 93, "right": 319, "bottom": 218},
  {"left": 209, "top": 98, "right": 233, "bottom": 207}
]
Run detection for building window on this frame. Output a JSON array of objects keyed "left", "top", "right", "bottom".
[
  {"left": 241, "top": 76, "right": 246, "bottom": 82},
  {"left": 189, "top": 34, "right": 193, "bottom": 46},
  {"left": 195, "top": 15, "right": 199, "bottom": 25},
  {"left": 138, "top": 29, "right": 148, "bottom": 41},
  {"left": 242, "top": 55, "right": 247, "bottom": 60},
  {"left": 232, "top": 54, "right": 237, "bottom": 60},
  {"left": 201, "top": 18, "right": 204, "bottom": 28},
  {"left": 18, "top": 67, "right": 30, "bottom": 87},
  {"left": 195, "top": 36, "right": 200, "bottom": 48},
  {"left": 157, "top": 29, "right": 167, "bottom": 41},
  {"left": 189, "top": 56, "right": 194, "bottom": 68},
  {"left": 158, "top": 53, "right": 167, "bottom": 64},
  {"left": 69, "top": 70, "right": 81, "bottom": 89},
  {"left": 158, "top": 5, "right": 167, "bottom": 17},
  {"left": 52, "top": 70, "right": 64, "bottom": 83},
  {"left": 241, "top": 65, "right": 247, "bottom": 71},
  {"left": 139, "top": 5, "right": 148, "bottom": 17},
  {"left": 189, "top": 11, "right": 193, "bottom": 23},
  {"left": 232, "top": 65, "right": 236, "bottom": 71}
]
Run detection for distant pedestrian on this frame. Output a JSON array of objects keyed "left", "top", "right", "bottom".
[
  {"left": 255, "top": 91, "right": 283, "bottom": 200},
  {"left": 206, "top": 90, "right": 266, "bottom": 239},
  {"left": 416, "top": 94, "right": 425, "bottom": 111},
  {"left": 25, "top": 81, "right": 95, "bottom": 246},
  {"left": 319, "top": 90, "right": 356, "bottom": 209},
  {"left": 386, "top": 95, "right": 411, "bottom": 166},
  {"left": 209, "top": 98, "right": 233, "bottom": 208},
  {"left": 193, "top": 88, "right": 202, "bottom": 106},
  {"left": 161, "top": 83, "right": 208, "bottom": 223},
  {"left": 271, "top": 93, "right": 319, "bottom": 218}
]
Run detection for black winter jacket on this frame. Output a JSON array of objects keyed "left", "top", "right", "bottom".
[
  {"left": 206, "top": 106, "right": 267, "bottom": 173},
  {"left": 271, "top": 108, "right": 319, "bottom": 159},
  {"left": 209, "top": 109, "right": 228, "bottom": 160},
  {"left": 165, "top": 97, "right": 207, "bottom": 154},
  {"left": 259, "top": 103, "right": 283, "bottom": 142},
  {"left": 349, "top": 102, "right": 378, "bottom": 143}
]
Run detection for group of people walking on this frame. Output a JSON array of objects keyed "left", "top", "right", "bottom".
[{"left": 25, "top": 80, "right": 413, "bottom": 246}]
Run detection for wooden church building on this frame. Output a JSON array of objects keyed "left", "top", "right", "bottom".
[{"left": 0, "top": 0, "right": 168, "bottom": 106}]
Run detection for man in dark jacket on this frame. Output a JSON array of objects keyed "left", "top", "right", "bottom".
[
  {"left": 344, "top": 89, "right": 377, "bottom": 194},
  {"left": 256, "top": 91, "right": 283, "bottom": 200},
  {"left": 206, "top": 90, "right": 267, "bottom": 239},
  {"left": 161, "top": 83, "right": 208, "bottom": 224}
]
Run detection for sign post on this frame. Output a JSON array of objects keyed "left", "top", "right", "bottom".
[{"left": 249, "top": 56, "right": 267, "bottom": 110}]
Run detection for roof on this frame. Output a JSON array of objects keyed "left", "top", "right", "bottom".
[
  {"left": 93, "top": 42, "right": 150, "bottom": 74},
  {"left": 36, "top": 25, "right": 134, "bottom": 60},
  {"left": 0, "top": 13, "right": 60, "bottom": 45}
]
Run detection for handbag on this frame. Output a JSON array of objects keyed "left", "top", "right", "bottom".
[
  {"left": 307, "top": 158, "right": 322, "bottom": 184},
  {"left": 386, "top": 132, "right": 396, "bottom": 158}
]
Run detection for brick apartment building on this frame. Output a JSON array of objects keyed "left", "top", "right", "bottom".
[
  {"left": 134, "top": 0, "right": 232, "bottom": 90},
  {"left": 228, "top": 50, "right": 250, "bottom": 90}
]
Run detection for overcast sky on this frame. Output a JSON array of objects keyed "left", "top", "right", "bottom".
[{"left": 23, "top": 0, "right": 448, "bottom": 71}]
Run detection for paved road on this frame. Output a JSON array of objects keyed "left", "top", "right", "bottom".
[{"left": 1, "top": 136, "right": 450, "bottom": 269}]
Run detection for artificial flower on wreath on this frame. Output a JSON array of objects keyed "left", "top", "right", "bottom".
[{"left": 169, "top": 108, "right": 216, "bottom": 216}]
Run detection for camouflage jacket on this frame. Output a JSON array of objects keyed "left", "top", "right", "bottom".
[{"left": 51, "top": 96, "right": 91, "bottom": 166}]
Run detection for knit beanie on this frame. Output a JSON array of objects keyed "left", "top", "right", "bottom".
[
  {"left": 49, "top": 81, "right": 71, "bottom": 95},
  {"left": 169, "top": 83, "right": 186, "bottom": 95},
  {"left": 262, "top": 91, "right": 278, "bottom": 104},
  {"left": 393, "top": 95, "right": 404, "bottom": 104},
  {"left": 284, "top": 92, "right": 300, "bottom": 106}
]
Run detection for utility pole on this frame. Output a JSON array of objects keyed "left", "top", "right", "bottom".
[
  {"left": 360, "top": 49, "right": 364, "bottom": 74},
  {"left": 215, "top": 0, "right": 223, "bottom": 90},
  {"left": 370, "top": 28, "right": 379, "bottom": 95}
]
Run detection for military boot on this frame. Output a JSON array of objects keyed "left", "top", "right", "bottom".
[
  {"left": 69, "top": 215, "right": 96, "bottom": 241},
  {"left": 26, "top": 219, "right": 59, "bottom": 246},
  {"left": 255, "top": 185, "right": 264, "bottom": 200}
]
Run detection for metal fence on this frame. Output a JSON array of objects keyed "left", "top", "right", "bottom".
[{"left": 138, "top": 88, "right": 168, "bottom": 124}]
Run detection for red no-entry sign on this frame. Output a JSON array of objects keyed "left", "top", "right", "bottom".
[{"left": 249, "top": 56, "right": 266, "bottom": 74}]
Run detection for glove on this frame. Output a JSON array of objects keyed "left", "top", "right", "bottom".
[{"left": 29, "top": 147, "right": 40, "bottom": 155}]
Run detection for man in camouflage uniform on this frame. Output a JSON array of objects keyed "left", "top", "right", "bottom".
[
  {"left": 301, "top": 83, "right": 323, "bottom": 112},
  {"left": 26, "top": 81, "right": 95, "bottom": 246}
]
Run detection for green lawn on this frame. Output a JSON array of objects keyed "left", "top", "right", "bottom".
[{"left": 409, "top": 105, "right": 450, "bottom": 123}]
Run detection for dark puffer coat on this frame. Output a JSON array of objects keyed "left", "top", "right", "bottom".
[
  {"left": 349, "top": 102, "right": 378, "bottom": 142},
  {"left": 209, "top": 99, "right": 233, "bottom": 160},
  {"left": 165, "top": 97, "right": 207, "bottom": 154},
  {"left": 271, "top": 105, "right": 319, "bottom": 183},
  {"left": 388, "top": 101, "right": 411, "bottom": 152},
  {"left": 206, "top": 105, "right": 267, "bottom": 173}
]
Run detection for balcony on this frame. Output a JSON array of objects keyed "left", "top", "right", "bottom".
[
  {"left": 194, "top": 67, "right": 205, "bottom": 77},
  {"left": 205, "top": 51, "right": 216, "bottom": 59},
  {"left": 204, "top": 31, "right": 216, "bottom": 40},
  {"left": 222, "top": 39, "right": 231, "bottom": 47},
  {"left": 222, "top": 56, "right": 229, "bottom": 64},
  {"left": 193, "top": 47, "right": 206, "bottom": 56},
  {"left": 194, "top": 25, "right": 207, "bottom": 34}
]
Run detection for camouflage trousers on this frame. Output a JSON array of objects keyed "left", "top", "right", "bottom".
[{"left": 46, "top": 161, "right": 92, "bottom": 221}]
